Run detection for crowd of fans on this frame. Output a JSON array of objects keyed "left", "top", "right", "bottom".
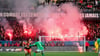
[
  {"left": 1, "top": 22, "right": 100, "bottom": 41},
  {"left": 85, "top": 22, "right": 100, "bottom": 40},
  {"left": 39, "top": 0, "right": 100, "bottom": 12},
  {"left": 0, "top": 0, "right": 100, "bottom": 12},
  {"left": 0, "top": 0, "right": 100, "bottom": 46},
  {"left": 0, "top": 24, "right": 5, "bottom": 40}
]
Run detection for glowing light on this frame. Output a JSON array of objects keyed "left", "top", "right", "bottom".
[
  {"left": 51, "top": 32, "right": 54, "bottom": 34},
  {"left": 7, "top": 33, "right": 12, "bottom": 37},
  {"left": 24, "top": 30, "right": 28, "bottom": 34},
  {"left": 7, "top": 32, "right": 13, "bottom": 41}
]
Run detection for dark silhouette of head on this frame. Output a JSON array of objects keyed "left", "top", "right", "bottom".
[{"left": 35, "top": 38, "right": 39, "bottom": 41}]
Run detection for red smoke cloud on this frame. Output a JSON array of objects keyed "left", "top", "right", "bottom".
[{"left": 35, "top": 3, "right": 88, "bottom": 41}]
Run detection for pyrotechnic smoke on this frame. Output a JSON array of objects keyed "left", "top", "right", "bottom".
[
  {"left": 0, "top": 18, "right": 12, "bottom": 30},
  {"left": 14, "top": 0, "right": 35, "bottom": 36},
  {"left": 0, "top": 18, "right": 13, "bottom": 40},
  {"left": 76, "top": 43, "right": 83, "bottom": 53},
  {"left": 34, "top": 3, "right": 88, "bottom": 41},
  {"left": 14, "top": 0, "right": 88, "bottom": 41}
]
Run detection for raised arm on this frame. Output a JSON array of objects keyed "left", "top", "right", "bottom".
[{"left": 29, "top": 43, "right": 36, "bottom": 47}]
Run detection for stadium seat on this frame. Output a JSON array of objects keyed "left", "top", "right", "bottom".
[
  {"left": 8, "top": 43, "right": 10, "bottom": 47},
  {"left": 17, "top": 43, "right": 20, "bottom": 47},
  {"left": 12, "top": 44, "right": 14, "bottom": 46},
  {"left": 4, "top": 43, "right": 7, "bottom": 47},
  {"left": 0, "top": 43, "right": 2, "bottom": 47}
]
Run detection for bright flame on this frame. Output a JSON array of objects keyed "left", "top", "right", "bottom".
[{"left": 7, "top": 32, "right": 13, "bottom": 41}]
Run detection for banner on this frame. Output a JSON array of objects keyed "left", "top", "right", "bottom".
[
  {"left": 0, "top": 12, "right": 99, "bottom": 18},
  {"left": 0, "top": 48, "right": 22, "bottom": 52}
]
